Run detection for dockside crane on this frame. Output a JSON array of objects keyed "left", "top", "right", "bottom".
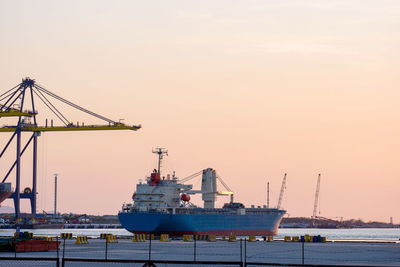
[
  {"left": 276, "top": 173, "right": 287, "bottom": 210},
  {"left": 0, "top": 78, "right": 141, "bottom": 218},
  {"left": 312, "top": 174, "right": 321, "bottom": 224}
]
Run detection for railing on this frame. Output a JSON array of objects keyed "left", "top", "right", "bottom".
[
  {"left": 1, "top": 235, "right": 397, "bottom": 267},
  {"left": 0, "top": 256, "right": 59, "bottom": 266},
  {"left": 0, "top": 257, "right": 389, "bottom": 267}
]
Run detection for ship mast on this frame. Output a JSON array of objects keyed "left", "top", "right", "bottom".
[
  {"left": 267, "top": 181, "right": 270, "bottom": 208},
  {"left": 152, "top": 147, "right": 168, "bottom": 173}
]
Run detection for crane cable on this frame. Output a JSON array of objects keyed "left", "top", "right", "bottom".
[
  {"left": 0, "top": 83, "right": 22, "bottom": 106},
  {"left": 0, "top": 83, "right": 21, "bottom": 99},
  {"left": 35, "top": 84, "right": 118, "bottom": 125},
  {"left": 32, "top": 87, "right": 70, "bottom": 126},
  {"left": 179, "top": 170, "right": 203, "bottom": 183},
  {"left": 216, "top": 173, "right": 232, "bottom": 192},
  {"left": 179, "top": 170, "right": 234, "bottom": 193}
]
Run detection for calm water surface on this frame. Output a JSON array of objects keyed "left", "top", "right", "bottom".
[{"left": 277, "top": 228, "right": 400, "bottom": 241}]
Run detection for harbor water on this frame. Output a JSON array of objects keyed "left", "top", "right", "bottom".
[
  {"left": 277, "top": 228, "right": 400, "bottom": 241},
  {"left": 0, "top": 227, "right": 399, "bottom": 266}
]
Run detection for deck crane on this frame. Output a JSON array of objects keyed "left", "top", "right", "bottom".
[
  {"left": 178, "top": 170, "right": 234, "bottom": 204},
  {"left": 276, "top": 173, "right": 287, "bottom": 210},
  {"left": 0, "top": 78, "right": 141, "bottom": 218},
  {"left": 312, "top": 174, "right": 321, "bottom": 224}
]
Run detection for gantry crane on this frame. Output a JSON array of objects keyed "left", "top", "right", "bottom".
[
  {"left": 276, "top": 173, "right": 287, "bottom": 210},
  {"left": 312, "top": 173, "right": 321, "bottom": 224},
  {"left": 0, "top": 78, "right": 141, "bottom": 218}
]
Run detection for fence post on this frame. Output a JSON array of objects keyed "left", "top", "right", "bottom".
[
  {"left": 56, "top": 236, "right": 59, "bottom": 258},
  {"left": 62, "top": 237, "right": 66, "bottom": 259},
  {"left": 148, "top": 236, "right": 152, "bottom": 264},
  {"left": 240, "top": 239, "right": 243, "bottom": 267},
  {"left": 56, "top": 236, "right": 59, "bottom": 267},
  {"left": 194, "top": 237, "right": 197, "bottom": 262},
  {"left": 244, "top": 238, "right": 247, "bottom": 267},
  {"left": 302, "top": 241, "right": 305, "bottom": 265},
  {"left": 105, "top": 237, "right": 108, "bottom": 260}
]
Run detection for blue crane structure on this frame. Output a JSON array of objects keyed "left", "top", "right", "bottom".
[{"left": 0, "top": 78, "right": 141, "bottom": 218}]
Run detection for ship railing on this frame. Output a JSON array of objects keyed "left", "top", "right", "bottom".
[
  {"left": 173, "top": 208, "right": 239, "bottom": 215},
  {"left": 135, "top": 193, "right": 164, "bottom": 196},
  {"left": 123, "top": 208, "right": 167, "bottom": 214},
  {"left": 135, "top": 199, "right": 164, "bottom": 202}
]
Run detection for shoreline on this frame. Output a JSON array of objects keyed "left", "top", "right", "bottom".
[{"left": 0, "top": 227, "right": 399, "bottom": 243}]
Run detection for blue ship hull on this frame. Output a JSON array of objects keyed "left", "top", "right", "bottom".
[{"left": 118, "top": 209, "right": 285, "bottom": 236}]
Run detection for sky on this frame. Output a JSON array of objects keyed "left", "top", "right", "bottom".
[{"left": 0, "top": 0, "right": 399, "bottom": 222}]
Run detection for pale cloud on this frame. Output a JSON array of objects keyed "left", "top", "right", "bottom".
[{"left": 239, "top": 42, "right": 356, "bottom": 56}]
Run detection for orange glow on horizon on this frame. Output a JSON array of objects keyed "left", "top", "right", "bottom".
[{"left": 0, "top": 1, "right": 399, "bottom": 223}]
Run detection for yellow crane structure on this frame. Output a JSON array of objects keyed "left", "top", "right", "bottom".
[{"left": 0, "top": 78, "right": 141, "bottom": 218}]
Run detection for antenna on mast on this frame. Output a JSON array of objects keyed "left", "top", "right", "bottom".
[
  {"left": 152, "top": 147, "right": 168, "bottom": 174},
  {"left": 267, "top": 181, "right": 270, "bottom": 208}
]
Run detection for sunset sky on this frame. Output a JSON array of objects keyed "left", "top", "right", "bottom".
[{"left": 0, "top": 1, "right": 399, "bottom": 222}]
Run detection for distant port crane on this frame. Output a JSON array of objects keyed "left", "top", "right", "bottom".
[
  {"left": 276, "top": 173, "right": 287, "bottom": 210},
  {"left": 312, "top": 173, "right": 321, "bottom": 224},
  {"left": 0, "top": 78, "right": 141, "bottom": 218}
]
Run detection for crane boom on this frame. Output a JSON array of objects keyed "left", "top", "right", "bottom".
[
  {"left": 312, "top": 174, "right": 321, "bottom": 219},
  {"left": 0, "top": 124, "right": 140, "bottom": 132},
  {"left": 276, "top": 173, "right": 287, "bottom": 210},
  {"left": 0, "top": 78, "right": 141, "bottom": 218}
]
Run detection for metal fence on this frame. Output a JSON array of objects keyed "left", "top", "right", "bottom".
[
  {"left": 63, "top": 259, "right": 241, "bottom": 267},
  {"left": 0, "top": 257, "right": 393, "bottom": 267},
  {"left": 0, "top": 256, "right": 59, "bottom": 267},
  {"left": 1, "top": 236, "right": 399, "bottom": 267}
]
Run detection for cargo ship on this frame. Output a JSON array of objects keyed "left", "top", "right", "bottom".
[{"left": 119, "top": 148, "right": 286, "bottom": 236}]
